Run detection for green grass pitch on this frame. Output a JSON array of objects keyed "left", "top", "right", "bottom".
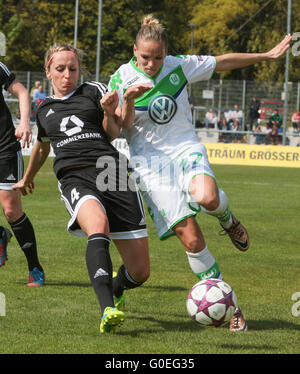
[{"left": 0, "top": 157, "right": 299, "bottom": 354}]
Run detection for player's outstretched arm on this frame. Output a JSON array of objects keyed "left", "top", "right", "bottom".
[
  {"left": 121, "top": 84, "right": 152, "bottom": 129},
  {"left": 13, "top": 140, "right": 50, "bottom": 196},
  {"left": 215, "top": 34, "right": 292, "bottom": 72}
]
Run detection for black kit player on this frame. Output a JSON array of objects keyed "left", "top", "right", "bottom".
[
  {"left": 0, "top": 61, "right": 44, "bottom": 286},
  {"left": 13, "top": 44, "right": 151, "bottom": 333}
]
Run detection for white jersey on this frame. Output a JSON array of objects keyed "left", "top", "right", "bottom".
[{"left": 109, "top": 55, "right": 216, "bottom": 176}]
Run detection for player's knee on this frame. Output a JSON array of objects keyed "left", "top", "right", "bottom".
[
  {"left": 80, "top": 217, "right": 109, "bottom": 237},
  {"left": 3, "top": 206, "right": 22, "bottom": 223},
  {"left": 139, "top": 267, "right": 150, "bottom": 283},
  {"left": 183, "top": 237, "right": 204, "bottom": 253},
  {"left": 199, "top": 189, "right": 219, "bottom": 210},
  {"left": 175, "top": 225, "right": 206, "bottom": 253},
  {"left": 132, "top": 266, "right": 150, "bottom": 284}
]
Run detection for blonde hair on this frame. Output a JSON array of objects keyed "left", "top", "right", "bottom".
[
  {"left": 44, "top": 43, "right": 82, "bottom": 71},
  {"left": 136, "top": 15, "right": 168, "bottom": 49}
]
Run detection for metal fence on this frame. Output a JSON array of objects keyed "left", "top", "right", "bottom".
[
  {"left": 189, "top": 78, "right": 300, "bottom": 126},
  {"left": 5, "top": 71, "right": 300, "bottom": 147}
]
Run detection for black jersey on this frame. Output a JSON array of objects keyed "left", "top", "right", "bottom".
[
  {"left": 36, "top": 81, "right": 120, "bottom": 179},
  {"left": 0, "top": 62, "right": 21, "bottom": 159}
]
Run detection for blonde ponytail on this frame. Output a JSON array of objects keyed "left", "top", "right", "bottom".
[{"left": 136, "top": 14, "right": 168, "bottom": 49}]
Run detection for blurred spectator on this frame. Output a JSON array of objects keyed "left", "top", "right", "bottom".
[
  {"left": 204, "top": 108, "right": 218, "bottom": 129},
  {"left": 230, "top": 104, "right": 243, "bottom": 128},
  {"left": 249, "top": 97, "right": 260, "bottom": 131},
  {"left": 30, "top": 80, "right": 41, "bottom": 99},
  {"left": 223, "top": 108, "right": 232, "bottom": 127},
  {"left": 33, "top": 85, "right": 46, "bottom": 106},
  {"left": 264, "top": 123, "right": 273, "bottom": 144},
  {"left": 31, "top": 84, "right": 46, "bottom": 121},
  {"left": 270, "top": 124, "right": 279, "bottom": 145},
  {"left": 231, "top": 120, "right": 242, "bottom": 143},
  {"left": 265, "top": 123, "right": 279, "bottom": 145},
  {"left": 269, "top": 109, "right": 282, "bottom": 128},
  {"left": 254, "top": 126, "right": 264, "bottom": 144},
  {"left": 291, "top": 110, "right": 300, "bottom": 131},
  {"left": 218, "top": 118, "right": 230, "bottom": 143}
]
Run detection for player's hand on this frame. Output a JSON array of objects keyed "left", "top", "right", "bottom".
[
  {"left": 100, "top": 90, "right": 119, "bottom": 116},
  {"left": 124, "top": 84, "right": 152, "bottom": 101},
  {"left": 12, "top": 178, "right": 35, "bottom": 196},
  {"left": 265, "top": 34, "right": 292, "bottom": 60},
  {"left": 15, "top": 122, "right": 32, "bottom": 148}
]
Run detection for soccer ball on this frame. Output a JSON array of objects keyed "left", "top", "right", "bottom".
[{"left": 186, "top": 278, "right": 237, "bottom": 327}]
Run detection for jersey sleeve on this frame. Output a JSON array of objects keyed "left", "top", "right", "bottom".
[
  {"left": 108, "top": 69, "right": 124, "bottom": 107},
  {"left": 178, "top": 55, "right": 216, "bottom": 84},
  {"left": 36, "top": 112, "right": 50, "bottom": 143},
  {"left": 0, "top": 62, "right": 16, "bottom": 90},
  {"left": 85, "top": 81, "right": 108, "bottom": 111}
]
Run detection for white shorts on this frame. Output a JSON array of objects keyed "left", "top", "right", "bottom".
[{"left": 138, "top": 144, "right": 215, "bottom": 239}]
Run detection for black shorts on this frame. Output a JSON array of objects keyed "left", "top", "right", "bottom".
[
  {"left": 0, "top": 150, "right": 23, "bottom": 190},
  {"left": 58, "top": 165, "right": 147, "bottom": 239}
]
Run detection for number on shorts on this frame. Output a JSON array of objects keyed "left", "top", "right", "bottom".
[
  {"left": 180, "top": 152, "right": 203, "bottom": 175},
  {"left": 189, "top": 152, "right": 203, "bottom": 166},
  {"left": 71, "top": 188, "right": 80, "bottom": 204}
]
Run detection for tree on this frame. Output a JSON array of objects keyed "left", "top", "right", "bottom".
[
  {"left": 2, "top": 0, "right": 299, "bottom": 83},
  {"left": 1, "top": 0, "right": 196, "bottom": 78},
  {"left": 99, "top": 0, "right": 196, "bottom": 77},
  {"left": 191, "top": 0, "right": 300, "bottom": 82}
]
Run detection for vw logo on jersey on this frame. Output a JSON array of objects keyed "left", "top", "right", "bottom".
[
  {"left": 148, "top": 94, "right": 177, "bottom": 125},
  {"left": 169, "top": 73, "right": 180, "bottom": 85}
]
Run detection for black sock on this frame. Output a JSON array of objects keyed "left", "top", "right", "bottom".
[
  {"left": 86, "top": 233, "right": 114, "bottom": 315},
  {"left": 9, "top": 213, "right": 43, "bottom": 272},
  {"left": 113, "top": 264, "right": 143, "bottom": 298}
]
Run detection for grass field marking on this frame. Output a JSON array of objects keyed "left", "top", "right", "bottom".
[
  {"left": 291, "top": 292, "right": 300, "bottom": 317},
  {"left": 0, "top": 292, "right": 5, "bottom": 316}
]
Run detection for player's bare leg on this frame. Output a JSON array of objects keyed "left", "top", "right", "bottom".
[
  {"left": 189, "top": 174, "right": 249, "bottom": 251},
  {"left": 113, "top": 237, "right": 150, "bottom": 310},
  {"left": 174, "top": 217, "right": 222, "bottom": 280},
  {"left": 175, "top": 210, "right": 247, "bottom": 331}
]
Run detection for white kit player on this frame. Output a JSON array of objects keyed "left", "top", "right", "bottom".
[{"left": 109, "top": 15, "right": 291, "bottom": 331}]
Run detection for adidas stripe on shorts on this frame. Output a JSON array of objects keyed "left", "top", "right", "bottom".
[{"left": 0, "top": 150, "right": 24, "bottom": 190}]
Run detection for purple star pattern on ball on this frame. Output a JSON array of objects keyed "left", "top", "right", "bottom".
[{"left": 186, "top": 278, "right": 237, "bottom": 327}]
